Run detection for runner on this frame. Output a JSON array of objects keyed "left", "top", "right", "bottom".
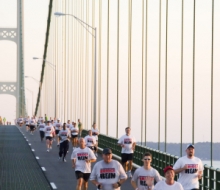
[
  {"left": 54, "top": 118, "right": 62, "bottom": 146},
  {"left": 70, "top": 121, "right": 78, "bottom": 149},
  {"left": 131, "top": 152, "right": 161, "bottom": 189},
  {"left": 84, "top": 130, "right": 96, "bottom": 154},
  {"left": 29, "top": 117, "right": 36, "bottom": 135},
  {"left": 39, "top": 120, "right": 45, "bottom": 142},
  {"left": 44, "top": 120, "right": 55, "bottom": 152},
  {"left": 25, "top": 116, "right": 30, "bottom": 132},
  {"left": 154, "top": 166, "right": 184, "bottom": 190},
  {"left": 66, "top": 120, "right": 72, "bottom": 132},
  {"left": 173, "top": 144, "right": 203, "bottom": 190},
  {"left": 90, "top": 148, "right": 127, "bottom": 190},
  {"left": 71, "top": 138, "right": 96, "bottom": 190},
  {"left": 78, "top": 119, "right": 82, "bottom": 137},
  {"left": 58, "top": 123, "right": 71, "bottom": 162},
  {"left": 118, "top": 127, "right": 136, "bottom": 178},
  {"left": 91, "top": 122, "right": 99, "bottom": 157}
]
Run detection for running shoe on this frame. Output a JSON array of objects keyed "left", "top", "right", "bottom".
[
  {"left": 63, "top": 158, "right": 66, "bottom": 162},
  {"left": 47, "top": 149, "right": 49, "bottom": 152},
  {"left": 58, "top": 157, "right": 61, "bottom": 161},
  {"left": 50, "top": 146, "right": 52, "bottom": 149}
]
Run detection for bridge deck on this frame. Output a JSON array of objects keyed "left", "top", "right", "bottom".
[
  {"left": 0, "top": 126, "right": 51, "bottom": 190},
  {"left": 0, "top": 125, "right": 134, "bottom": 190}
]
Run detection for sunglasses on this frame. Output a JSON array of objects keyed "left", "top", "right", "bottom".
[{"left": 143, "top": 158, "right": 151, "bottom": 161}]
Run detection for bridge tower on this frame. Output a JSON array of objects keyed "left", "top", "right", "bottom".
[{"left": 0, "top": 0, "right": 26, "bottom": 118}]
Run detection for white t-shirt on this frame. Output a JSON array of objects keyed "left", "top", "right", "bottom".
[
  {"left": 84, "top": 135, "right": 96, "bottom": 147},
  {"left": 70, "top": 125, "right": 78, "bottom": 135},
  {"left": 71, "top": 147, "right": 96, "bottom": 173},
  {"left": 55, "top": 122, "right": 62, "bottom": 130},
  {"left": 173, "top": 156, "right": 203, "bottom": 190},
  {"left": 132, "top": 167, "right": 161, "bottom": 190},
  {"left": 118, "top": 134, "right": 136, "bottom": 154},
  {"left": 92, "top": 128, "right": 99, "bottom": 140},
  {"left": 58, "top": 129, "right": 71, "bottom": 143},
  {"left": 25, "top": 119, "right": 30, "bottom": 125},
  {"left": 154, "top": 180, "right": 184, "bottom": 190},
  {"left": 44, "top": 125, "right": 55, "bottom": 137},
  {"left": 90, "top": 160, "right": 127, "bottom": 190},
  {"left": 39, "top": 123, "right": 45, "bottom": 131}
]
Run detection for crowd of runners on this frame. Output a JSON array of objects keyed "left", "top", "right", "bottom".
[{"left": 16, "top": 116, "right": 203, "bottom": 190}]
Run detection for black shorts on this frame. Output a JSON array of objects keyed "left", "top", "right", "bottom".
[
  {"left": 55, "top": 130, "right": 60, "bottom": 135},
  {"left": 75, "top": 171, "right": 90, "bottom": 182},
  {"left": 26, "top": 124, "right": 29, "bottom": 126},
  {"left": 30, "top": 125, "right": 35, "bottom": 131},
  {"left": 71, "top": 134, "right": 78, "bottom": 138},
  {"left": 46, "top": 136, "right": 53, "bottom": 141},
  {"left": 121, "top": 153, "right": 133, "bottom": 163}
]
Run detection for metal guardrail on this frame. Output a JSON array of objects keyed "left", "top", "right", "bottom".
[{"left": 82, "top": 130, "right": 220, "bottom": 190}]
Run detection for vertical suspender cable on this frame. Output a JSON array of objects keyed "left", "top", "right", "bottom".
[
  {"left": 141, "top": 0, "right": 144, "bottom": 145},
  {"left": 165, "top": 0, "right": 168, "bottom": 152},
  {"left": 192, "top": 0, "right": 196, "bottom": 145},
  {"left": 106, "top": 0, "right": 109, "bottom": 135},
  {"left": 210, "top": 0, "right": 214, "bottom": 166},
  {"left": 158, "top": 0, "right": 161, "bottom": 150},
  {"left": 116, "top": 0, "right": 120, "bottom": 138},
  {"left": 98, "top": 0, "right": 102, "bottom": 132},
  {"left": 70, "top": 0, "right": 73, "bottom": 119},
  {"left": 92, "top": 0, "right": 95, "bottom": 125},
  {"left": 144, "top": 0, "right": 148, "bottom": 146},
  {"left": 180, "top": 0, "right": 184, "bottom": 156},
  {"left": 128, "top": 0, "right": 132, "bottom": 127}
]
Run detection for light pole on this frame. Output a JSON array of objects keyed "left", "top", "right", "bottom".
[
  {"left": 54, "top": 12, "right": 97, "bottom": 123},
  {"left": 33, "top": 57, "right": 57, "bottom": 117},
  {"left": 25, "top": 76, "right": 40, "bottom": 83}
]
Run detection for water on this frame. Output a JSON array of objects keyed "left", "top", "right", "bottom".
[{"left": 202, "top": 160, "right": 220, "bottom": 169}]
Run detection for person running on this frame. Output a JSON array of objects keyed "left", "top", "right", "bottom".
[
  {"left": 70, "top": 121, "right": 78, "bottom": 149},
  {"left": 92, "top": 122, "right": 99, "bottom": 157},
  {"left": 44, "top": 114, "right": 48, "bottom": 121},
  {"left": 154, "top": 166, "right": 184, "bottom": 190},
  {"left": 173, "top": 144, "right": 203, "bottom": 190},
  {"left": 90, "top": 148, "right": 127, "bottom": 190},
  {"left": 44, "top": 121, "right": 55, "bottom": 152},
  {"left": 25, "top": 116, "right": 30, "bottom": 132},
  {"left": 66, "top": 120, "right": 72, "bottom": 131},
  {"left": 131, "top": 152, "right": 161, "bottom": 189},
  {"left": 71, "top": 138, "right": 96, "bottom": 190},
  {"left": 39, "top": 120, "right": 45, "bottom": 142},
  {"left": 58, "top": 123, "right": 71, "bottom": 162},
  {"left": 118, "top": 127, "right": 136, "bottom": 178},
  {"left": 0, "top": 116, "right": 2, "bottom": 125},
  {"left": 78, "top": 119, "right": 83, "bottom": 137},
  {"left": 29, "top": 117, "right": 36, "bottom": 135},
  {"left": 54, "top": 118, "right": 62, "bottom": 146},
  {"left": 3, "top": 117, "right": 6, "bottom": 125},
  {"left": 84, "top": 130, "right": 96, "bottom": 153}
]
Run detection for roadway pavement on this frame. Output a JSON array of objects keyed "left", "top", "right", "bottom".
[{"left": 16, "top": 125, "right": 134, "bottom": 190}]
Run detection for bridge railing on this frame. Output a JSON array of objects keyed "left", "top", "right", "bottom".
[{"left": 82, "top": 130, "right": 220, "bottom": 190}]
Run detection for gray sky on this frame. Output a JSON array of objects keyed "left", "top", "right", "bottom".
[{"left": 0, "top": 0, "right": 220, "bottom": 144}]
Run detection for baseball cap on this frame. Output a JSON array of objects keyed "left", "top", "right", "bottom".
[
  {"left": 186, "top": 144, "right": 195, "bottom": 150},
  {"left": 102, "top": 148, "right": 112, "bottom": 154},
  {"left": 163, "top": 166, "right": 174, "bottom": 174}
]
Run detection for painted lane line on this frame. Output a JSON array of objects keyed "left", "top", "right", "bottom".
[
  {"left": 29, "top": 143, "right": 31, "bottom": 146},
  {"left": 50, "top": 183, "right": 57, "bottom": 189},
  {"left": 32, "top": 149, "right": 35, "bottom": 152},
  {"left": 41, "top": 167, "right": 46, "bottom": 171},
  {"left": 36, "top": 157, "right": 39, "bottom": 159}
]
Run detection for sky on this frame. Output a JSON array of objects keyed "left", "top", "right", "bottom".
[
  {"left": 0, "top": 0, "right": 220, "bottom": 145},
  {"left": 0, "top": 0, "right": 49, "bottom": 122}
]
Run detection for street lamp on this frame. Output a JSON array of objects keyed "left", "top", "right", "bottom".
[
  {"left": 21, "top": 87, "right": 33, "bottom": 116},
  {"left": 33, "top": 57, "right": 57, "bottom": 117},
  {"left": 54, "top": 12, "right": 97, "bottom": 123},
  {"left": 25, "top": 76, "right": 40, "bottom": 83}
]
